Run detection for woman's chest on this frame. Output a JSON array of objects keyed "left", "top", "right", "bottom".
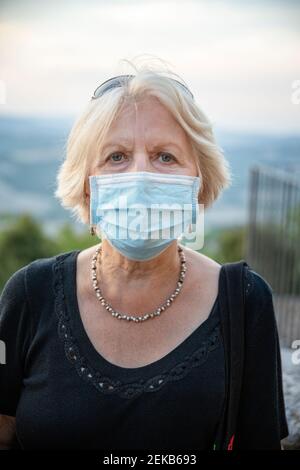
[{"left": 76, "top": 284, "right": 218, "bottom": 369}]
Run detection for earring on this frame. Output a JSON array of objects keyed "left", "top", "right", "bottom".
[{"left": 90, "top": 225, "right": 96, "bottom": 236}]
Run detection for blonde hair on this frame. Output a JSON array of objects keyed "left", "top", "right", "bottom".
[{"left": 55, "top": 57, "right": 231, "bottom": 225}]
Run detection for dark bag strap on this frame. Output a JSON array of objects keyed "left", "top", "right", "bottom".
[{"left": 217, "top": 259, "right": 249, "bottom": 450}]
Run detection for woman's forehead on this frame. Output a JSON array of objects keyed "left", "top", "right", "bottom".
[
  {"left": 114, "top": 95, "right": 177, "bottom": 125},
  {"left": 104, "top": 97, "right": 189, "bottom": 144}
]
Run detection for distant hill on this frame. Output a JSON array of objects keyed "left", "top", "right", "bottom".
[{"left": 1, "top": 114, "right": 299, "bottom": 233}]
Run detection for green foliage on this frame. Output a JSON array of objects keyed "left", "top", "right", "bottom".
[
  {"left": 0, "top": 213, "right": 58, "bottom": 290},
  {"left": 199, "top": 225, "right": 246, "bottom": 264},
  {"left": 55, "top": 222, "right": 96, "bottom": 253},
  {"left": 0, "top": 213, "right": 96, "bottom": 291}
]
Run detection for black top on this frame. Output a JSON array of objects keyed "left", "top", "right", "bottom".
[
  {"left": 0, "top": 250, "right": 289, "bottom": 450},
  {"left": 0, "top": 249, "right": 225, "bottom": 450}
]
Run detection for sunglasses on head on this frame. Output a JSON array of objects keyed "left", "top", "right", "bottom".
[{"left": 91, "top": 74, "right": 194, "bottom": 100}]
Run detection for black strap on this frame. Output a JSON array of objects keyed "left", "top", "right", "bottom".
[{"left": 217, "top": 259, "right": 248, "bottom": 449}]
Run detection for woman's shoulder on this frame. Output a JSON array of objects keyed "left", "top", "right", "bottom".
[
  {"left": 182, "top": 246, "right": 222, "bottom": 282},
  {"left": 0, "top": 250, "right": 78, "bottom": 301},
  {"left": 180, "top": 248, "right": 273, "bottom": 303},
  {"left": 189, "top": 253, "right": 276, "bottom": 332},
  {"left": 0, "top": 250, "right": 79, "bottom": 357}
]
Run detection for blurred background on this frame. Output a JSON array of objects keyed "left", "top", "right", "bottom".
[{"left": 0, "top": 0, "right": 299, "bottom": 448}]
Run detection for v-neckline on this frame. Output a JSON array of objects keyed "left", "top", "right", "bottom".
[{"left": 63, "top": 249, "right": 223, "bottom": 383}]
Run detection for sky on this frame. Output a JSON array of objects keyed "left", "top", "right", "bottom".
[{"left": 0, "top": 0, "right": 300, "bottom": 133}]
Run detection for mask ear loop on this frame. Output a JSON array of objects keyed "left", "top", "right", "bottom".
[
  {"left": 188, "top": 161, "right": 202, "bottom": 235},
  {"left": 180, "top": 165, "right": 202, "bottom": 237},
  {"left": 84, "top": 178, "right": 95, "bottom": 236},
  {"left": 87, "top": 179, "right": 103, "bottom": 239}
]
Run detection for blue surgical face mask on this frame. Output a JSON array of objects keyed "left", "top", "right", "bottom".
[{"left": 89, "top": 171, "right": 201, "bottom": 261}]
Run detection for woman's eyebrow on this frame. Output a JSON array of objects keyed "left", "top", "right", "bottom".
[
  {"left": 102, "top": 139, "right": 132, "bottom": 151},
  {"left": 150, "top": 142, "right": 182, "bottom": 151},
  {"left": 102, "top": 140, "right": 183, "bottom": 152}
]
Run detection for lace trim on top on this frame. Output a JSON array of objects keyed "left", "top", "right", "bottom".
[{"left": 53, "top": 253, "right": 221, "bottom": 400}]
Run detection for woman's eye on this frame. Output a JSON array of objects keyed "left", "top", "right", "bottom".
[
  {"left": 158, "top": 152, "right": 175, "bottom": 163},
  {"left": 106, "top": 152, "right": 175, "bottom": 164},
  {"left": 107, "top": 153, "right": 126, "bottom": 163}
]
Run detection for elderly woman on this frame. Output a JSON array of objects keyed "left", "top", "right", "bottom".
[{"left": 0, "top": 67, "right": 288, "bottom": 450}]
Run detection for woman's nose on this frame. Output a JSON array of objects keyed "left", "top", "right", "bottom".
[{"left": 130, "top": 154, "right": 153, "bottom": 173}]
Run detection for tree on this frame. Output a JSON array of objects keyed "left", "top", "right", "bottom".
[{"left": 0, "top": 213, "right": 58, "bottom": 290}]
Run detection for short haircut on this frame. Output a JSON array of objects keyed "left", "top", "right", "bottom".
[{"left": 55, "top": 61, "right": 231, "bottom": 224}]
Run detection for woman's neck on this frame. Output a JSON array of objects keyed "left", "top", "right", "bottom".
[{"left": 97, "top": 239, "right": 181, "bottom": 286}]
